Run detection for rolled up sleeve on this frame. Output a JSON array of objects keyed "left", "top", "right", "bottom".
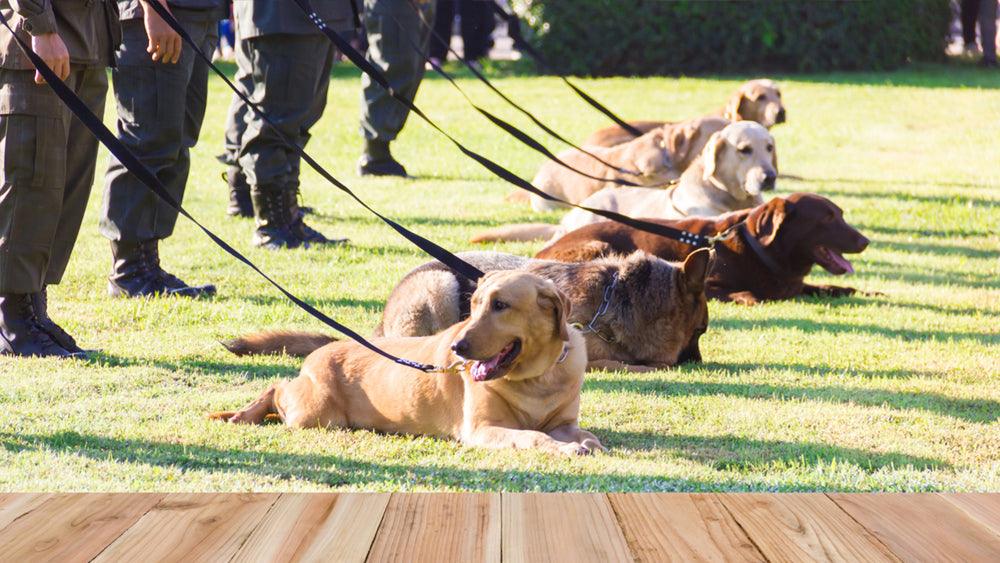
[{"left": 10, "top": 0, "right": 57, "bottom": 36}]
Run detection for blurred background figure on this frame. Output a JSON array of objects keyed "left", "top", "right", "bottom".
[
  {"left": 428, "top": 0, "right": 496, "bottom": 70},
  {"left": 979, "top": 0, "right": 998, "bottom": 67},
  {"left": 961, "top": 0, "right": 980, "bottom": 53}
]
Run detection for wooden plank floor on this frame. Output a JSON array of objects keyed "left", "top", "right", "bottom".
[{"left": 0, "top": 493, "right": 997, "bottom": 562}]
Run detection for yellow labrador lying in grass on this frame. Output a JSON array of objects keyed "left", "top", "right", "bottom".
[
  {"left": 212, "top": 271, "right": 604, "bottom": 456},
  {"left": 474, "top": 121, "right": 778, "bottom": 244},
  {"left": 586, "top": 79, "right": 786, "bottom": 147}
]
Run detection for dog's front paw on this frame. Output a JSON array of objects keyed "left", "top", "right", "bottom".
[
  {"left": 558, "top": 442, "right": 593, "bottom": 456},
  {"left": 580, "top": 436, "right": 607, "bottom": 453}
]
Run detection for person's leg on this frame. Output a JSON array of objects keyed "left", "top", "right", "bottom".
[
  {"left": 221, "top": 35, "right": 252, "bottom": 218},
  {"left": 979, "top": 0, "right": 998, "bottom": 66},
  {"left": 428, "top": 0, "right": 456, "bottom": 62},
  {"left": 0, "top": 68, "right": 78, "bottom": 357},
  {"left": 962, "top": 0, "right": 980, "bottom": 48},
  {"left": 238, "top": 33, "right": 345, "bottom": 249},
  {"left": 358, "top": 0, "right": 436, "bottom": 177},
  {"left": 458, "top": 0, "right": 495, "bottom": 62},
  {"left": 100, "top": 12, "right": 217, "bottom": 298}
]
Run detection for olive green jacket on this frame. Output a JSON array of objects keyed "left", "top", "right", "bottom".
[{"left": 0, "top": 0, "right": 120, "bottom": 70}]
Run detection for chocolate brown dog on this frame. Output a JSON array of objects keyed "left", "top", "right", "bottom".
[{"left": 536, "top": 193, "right": 869, "bottom": 305}]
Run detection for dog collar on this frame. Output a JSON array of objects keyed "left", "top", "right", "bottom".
[
  {"left": 570, "top": 272, "right": 619, "bottom": 345},
  {"left": 738, "top": 222, "right": 784, "bottom": 275}
]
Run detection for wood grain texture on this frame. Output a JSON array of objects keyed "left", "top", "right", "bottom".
[
  {"left": 368, "top": 493, "right": 500, "bottom": 563},
  {"left": 0, "top": 493, "right": 52, "bottom": 531},
  {"left": 503, "top": 493, "right": 632, "bottom": 563},
  {"left": 286, "top": 492, "right": 389, "bottom": 563},
  {"left": 93, "top": 493, "right": 278, "bottom": 563},
  {"left": 720, "top": 493, "right": 899, "bottom": 563},
  {"left": 941, "top": 493, "right": 1000, "bottom": 536},
  {"left": 0, "top": 493, "right": 162, "bottom": 563},
  {"left": 830, "top": 493, "right": 1000, "bottom": 562},
  {"left": 609, "top": 493, "right": 765, "bottom": 562},
  {"left": 231, "top": 493, "right": 389, "bottom": 563}
]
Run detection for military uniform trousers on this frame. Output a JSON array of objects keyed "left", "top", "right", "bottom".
[
  {"left": 0, "top": 66, "right": 108, "bottom": 294},
  {"left": 236, "top": 33, "right": 335, "bottom": 190},
  {"left": 100, "top": 8, "right": 219, "bottom": 243},
  {"left": 360, "top": 0, "right": 435, "bottom": 143}
]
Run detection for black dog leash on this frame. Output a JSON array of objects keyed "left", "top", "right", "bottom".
[
  {"left": 292, "top": 0, "right": 714, "bottom": 248},
  {"left": 142, "top": 0, "right": 485, "bottom": 285},
  {"left": 490, "top": 1, "right": 645, "bottom": 138},
  {"left": 402, "top": 0, "right": 639, "bottom": 177},
  {"left": 389, "top": 11, "right": 641, "bottom": 185},
  {"left": 0, "top": 11, "right": 450, "bottom": 373}
]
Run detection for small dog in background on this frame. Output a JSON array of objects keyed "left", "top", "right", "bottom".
[{"left": 586, "top": 79, "right": 786, "bottom": 147}]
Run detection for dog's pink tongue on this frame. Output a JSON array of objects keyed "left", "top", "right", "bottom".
[
  {"left": 830, "top": 250, "right": 854, "bottom": 274},
  {"left": 472, "top": 354, "right": 502, "bottom": 382}
]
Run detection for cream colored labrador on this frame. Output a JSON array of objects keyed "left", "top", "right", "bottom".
[{"left": 472, "top": 121, "right": 778, "bottom": 243}]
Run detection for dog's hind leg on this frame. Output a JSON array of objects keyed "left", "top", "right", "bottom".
[{"left": 209, "top": 383, "right": 281, "bottom": 424}]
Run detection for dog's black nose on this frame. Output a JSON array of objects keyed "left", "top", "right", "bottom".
[
  {"left": 856, "top": 234, "right": 870, "bottom": 251},
  {"left": 451, "top": 338, "right": 470, "bottom": 356},
  {"left": 762, "top": 171, "right": 777, "bottom": 190},
  {"left": 776, "top": 108, "right": 786, "bottom": 123}
]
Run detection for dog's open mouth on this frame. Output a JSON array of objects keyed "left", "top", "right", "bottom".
[
  {"left": 470, "top": 339, "right": 521, "bottom": 382},
  {"left": 813, "top": 246, "right": 854, "bottom": 275}
]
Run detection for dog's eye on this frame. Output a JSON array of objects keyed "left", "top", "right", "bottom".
[
  {"left": 738, "top": 146, "right": 753, "bottom": 155},
  {"left": 492, "top": 299, "right": 509, "bottom": 312},
  {"left": 766, "top": 145, "right": 773, "bottom": 153}
]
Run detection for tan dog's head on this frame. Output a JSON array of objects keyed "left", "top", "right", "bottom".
[
  {"left": 631, "top": 128, "right": 673, "bottom": 178},
  {"left": 702, "top": 121, "right": 778, "bottom": 199},
  {"left": 451, "top": 271, "right": 571, "bottom": 382},
  {"left": 724, "top": 79, "right": 786, "bottom": 128}
]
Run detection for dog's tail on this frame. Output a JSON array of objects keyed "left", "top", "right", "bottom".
[
  {"left": 470, "top": 223, "right": 560, "bottom": 243},
  {"left": 221, "top": 331, "right": 336, "bottom": 357}
]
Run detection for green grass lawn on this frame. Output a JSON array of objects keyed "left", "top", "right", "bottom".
[{"left": 1, "top": 61, "right": 997, "bottom": 492}]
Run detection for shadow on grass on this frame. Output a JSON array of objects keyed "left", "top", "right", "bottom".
[
  {"left": 81, "top": 352, "right": 295, "bottom": 380},
  {"left": 585, "top": 371, "right": 998, "bottom": 424},
  {"left": 589, "top": 430, "right": 948, "bottom": 471},
  {"left": 229, "top": 294, "right": 386, "bottom": 312},
  {"left": 859, "top": 224, "right": 996, "bottom": 239},
  {"left": 810, "top": 296, "right": 998, "bottom": 318},
  {"left": 792, "top": 178, "right": 998, "bottom": 195},
  {"left": 853, "top": 260, "right": 999, "bottom": 290},
  {"left": 0, "top": 431, "right": 948, "bottom": 492},
  {"left": 870, "top": 239, "right": 997, "bottom": 260},
  {"left": 714, "top": 315, "right": 997, "bottom": 344}
]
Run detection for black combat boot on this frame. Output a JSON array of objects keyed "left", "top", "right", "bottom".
[
  {"left": 252, "top": 185, "right": 302, "bottom": 250},
  {"left": 108, "top": 240, "right": 217, "bottom": 298},
  {"left": 224, "top": 165, "right": 253, "bottom": 218},
  {"left": 0, "top": 293, "right": 76, "bottom": 358},
  {"left": 358, "top": 139, "right": 408, "bottom": 177},
  {"left": 30, "top": 287, "right": 86, "bottom": 355}
]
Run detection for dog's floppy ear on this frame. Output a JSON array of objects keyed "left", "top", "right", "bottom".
[
  {"left": 680, "top": 248, "right": 712, "bottom": 294},
  {"left": 702, "top": 131, "right": 726, "bottom": 182},
  {"left": 755, "top": 198, "right": 789, "bottom": 246},
  {"left": 667, "top": 122, "right": 697, "bottom": 166},
  {"left": 724, "top": 90, "right": 748, "bottom": 121},
  {"left": 537, "top": 280, "right": 572, "bottom": 342}
]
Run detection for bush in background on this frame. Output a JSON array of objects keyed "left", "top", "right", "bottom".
[{"left": 516, "top": 0, "right": 952, "bottom": 76}]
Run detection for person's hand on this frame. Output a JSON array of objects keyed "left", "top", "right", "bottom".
[
  {"left": 30, "top": 33, "right": 70, "bottom": 84},
  {"left": 142, "top": 0, "right": 181, "bottom": 64}
]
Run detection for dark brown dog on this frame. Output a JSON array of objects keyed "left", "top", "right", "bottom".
[{"left": 536, "top": 193, "right": 869, "bottom": 305}]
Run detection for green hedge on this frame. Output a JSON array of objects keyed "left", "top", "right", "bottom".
[{"left": 517, "top": 0, "right": 952, "bottom": 76}]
